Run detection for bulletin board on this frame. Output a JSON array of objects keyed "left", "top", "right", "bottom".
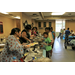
[{"left": 0, "top": 22, "right": 3, "bottom": 34}]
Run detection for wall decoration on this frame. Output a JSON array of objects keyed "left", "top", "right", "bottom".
[
  {"left": 49, "top": 22, "right": 51, "bottom": 27},
  {"left": 0, "top": 22, "right": 3, "bottom": 34}
]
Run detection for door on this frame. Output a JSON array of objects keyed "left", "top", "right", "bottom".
[{"left": 55, "top": 20, "right": 65, "bottom": 37}]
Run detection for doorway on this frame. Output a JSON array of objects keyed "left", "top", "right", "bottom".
[{"left": 55, "top": 20, "right": 65, "bottom": 37}]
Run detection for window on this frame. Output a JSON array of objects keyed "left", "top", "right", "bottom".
[
  {"left": 43, "top": 22, "right": 46, "bottom": 27},
  {"left": 55, "top": 20, "right": 65, "bottom": 32},
  {"left": 38, "top": 22, "right": 41, "bottom": 27},
  {"left": 49, "top": 22, "right": 51, "bottom": 27}
]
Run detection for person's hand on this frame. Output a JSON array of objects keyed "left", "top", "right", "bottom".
[
  {"left": 24, "top": 45, "right": 30, "bottom": 48},
  {"left": 22, "top": 43, "right": 27, "bottom": 45},
  {"left": 41, "top": 38, "right": 44, "bottom": 41},
  {"left": 43, "top": 42, "right": 48, "bottom": 45}
]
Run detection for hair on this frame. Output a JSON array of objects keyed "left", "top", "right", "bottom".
[
  {"left": 43, "top": 32, "right": 48, "bottom": 35},
  {"left": 48, "top": 27, "right": 51, "bottom": 31},
  {"left": 10, "top": 28, "right": 20, "bottom": 35},
  {"left": 45, "top": 27, "right": 49, "bottom": 30},
  {"left": 35, "top": 27, "right": 37, "bottom": 30},
  {"left": 67, "top": 28, "right": 69, "bottom": 30},
  {"left": 51, "top": 27, "right": 53, "bottom": 29},
  {"left": 32, "top": 27, "right": 35, "bottom": 30},
  {"left": 25, "top": 25, "right": 31, "bottom": 30}
]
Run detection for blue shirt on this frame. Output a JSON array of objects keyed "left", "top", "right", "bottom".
[
  {"left": 52, "top": 31, "right": 55, "bottom": 39},
  {"left": 65, "top": 30, "right": 70, "bottom": 35}
]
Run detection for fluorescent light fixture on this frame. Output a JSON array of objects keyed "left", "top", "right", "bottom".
[
  {"left": 14, "top": 16, "right": 20, "bottom": 19},
  {"left": 0, "top": 12, "right": 8, "bottom": 14},
  {"left": 51, "top": 12, "right": 65, "bottom": 15}
]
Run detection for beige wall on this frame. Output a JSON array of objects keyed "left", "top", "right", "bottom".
[
  {"left": 0, "top": 16, "right": 16, "bottom": 37},
  {"left": 65, "top": 20, "right": 75, "bottom": 32},
  {"left": 22, "top": 13, "right": 32, "bottom": 30},
  {"left": 35, "top": 20, "right": 55, "bottom": 34}
]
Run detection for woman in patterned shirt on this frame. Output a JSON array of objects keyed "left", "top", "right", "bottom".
[{"left": 1, "top": 28, "right": 28, "bottom": 62}]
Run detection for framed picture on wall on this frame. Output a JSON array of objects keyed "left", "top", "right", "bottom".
[
  {"left": 0, "top": 22, "right": 3, "bottom": 34},
  {"left": 43, "top": 22, "right": 46, "bottom": 27},
  {"left": 38, "top": 22, "right": 41, "bottom": 27},
  {"left": 49, "top": 22, "right": 51, "bottom": 27}
]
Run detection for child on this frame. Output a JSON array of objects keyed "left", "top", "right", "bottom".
[
  {"left": 43, "top": 32, "right": 52, "bottom": 58},
  {"left": 45, "top": 27, "right": 53, "bottom": 56}
]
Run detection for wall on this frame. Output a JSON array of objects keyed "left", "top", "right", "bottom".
[
  {"left": 35, "top": 20, "right": 55, "bottom": 34},
  {"left": 65, "top": 20, "right": 75, "bottom": 32},
  {"left": 22, "top": 13, "right": 32, "bottom": 30},
  {"left": 0, "top": 16, "right": 16, "bottom": 37}
]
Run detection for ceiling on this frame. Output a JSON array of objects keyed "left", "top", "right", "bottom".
[
  {"left": 0, "top": 12, "right": 21, "bottom": 19},
  {"left": 0, "top": 12, "right": 75, "bottom": 20}
]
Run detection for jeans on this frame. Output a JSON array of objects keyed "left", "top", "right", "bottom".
[
  {"left": 65, "top": 35, "right": 69, "bottom": 44},
  {"left": 58, "top": 33, "right": 62, "bottom": 38},
  {"left": 46, "top": 51, "right": 51, "bottom": 58}
]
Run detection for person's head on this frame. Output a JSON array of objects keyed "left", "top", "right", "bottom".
[
  {"left": 67, "top": 28, "right": 69, "bottom": 30},
  {"left": 71, "top": 30, "right": 73, "bottom": 32},
  {"left": 48, "top": 27, "right": 51, "bottom": 31},
  {"left": 10, "top": 28, "right": 21, "bottom": 37},
  {"left": 25, "top": 25, "right": 31, "bottom": 32},
  {"left": 45, "top": 27, "right": 49, "bottom": 33},
  {"left": 51, "top": 27, "right": 53, "bottom": 32},
  {"left": 34, "top": 27, "right": 37, "bottom": 32},
  {"left": 64, "top": 29, "right": 65, "bottom": 30},
  {"left": 32, "top": 27, "right": 35, "bottom": 32},
  {"left": 43, "top": 32, "right": 48, "bottom": 38}
]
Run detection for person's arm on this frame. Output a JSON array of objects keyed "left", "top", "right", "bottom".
[
  {"left": 53, "top": 32, "right": 55, "bottom": 40},
  {"left": 22, "top": 32, "right": 31, "bottom": 42},
  {"left": 48, "top": 38, "right": 53, "bottom": 45}
]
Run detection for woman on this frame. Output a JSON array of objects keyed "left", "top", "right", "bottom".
[
  {"left": 19, "top": 25, "right": 31, "bottom": 44},
  {"left": 1, "top": 28, "right": 27, "bottom": 62},
  {"left": 31, "top": 27, "right": 36, "bottom": 36},
  {"left": 34, "top": 27, "right": 39, "bottom": 34}
]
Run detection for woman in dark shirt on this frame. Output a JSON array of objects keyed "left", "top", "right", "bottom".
[{"left": 19, "top": 25, "right": 31, "bottom": 44}]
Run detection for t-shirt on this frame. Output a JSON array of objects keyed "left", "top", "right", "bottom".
[
  {"left": 52, "top": 31, "right": 55, "bottom": 39},
  {"left": 48, "top": 32, "right": 53, "bottom": 42},
  {"left": 65, "top": 30, "right": 70, "bottom": 36},
  {"left": 45, "top": 37, "right": 52, "bottom": 51}
]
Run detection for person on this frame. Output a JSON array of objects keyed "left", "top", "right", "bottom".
[
  {"left": 64, "top": 29, "right": 65, "bottom": 34},
  {"left": 70, "top": 30, "right": 75, "bottom": 36},
  {"left": 31, "top": 27, "right": 36, "bottom": 36},
  {"left": 65, "top": 28, "right": 70, "bottom": 44},
  {"left": 57, "top": 29, "right": 63, "bottom": 38},
  {"left": 1, "top": 28, "right": 28, "bottom": 62},
  {"left": 19, "top": 25, "right": 31, "bottom": 44},
  {"left": 43, "top": 32, "right": 52, "bottom": 58},
  {"left": 45, "top": 27, "right": 53, "bottom": 56},
  {"left": 34, "top": 27, "right": 39, "bottom": 34},
  {"left": 51, "top": 27, "right": 55, "bottom": 49}
]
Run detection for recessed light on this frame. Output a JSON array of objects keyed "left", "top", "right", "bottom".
[
  {"left": 51, "top": 12, "right": 65, "bottom": 15},
  {"left": 0, "top": 12, "right": 8, "bottom": 14}
]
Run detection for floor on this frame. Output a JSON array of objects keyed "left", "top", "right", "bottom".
[{"left": 51, "top": 37, "right": 75, "bottom": 62}]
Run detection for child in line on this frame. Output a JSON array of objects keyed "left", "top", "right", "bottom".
[
  {"left": 43, "top": 32, "right": 52, "bottom": 58},
  {"left": 45, "top": 27, "right": 53, "bottom": 56}
]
